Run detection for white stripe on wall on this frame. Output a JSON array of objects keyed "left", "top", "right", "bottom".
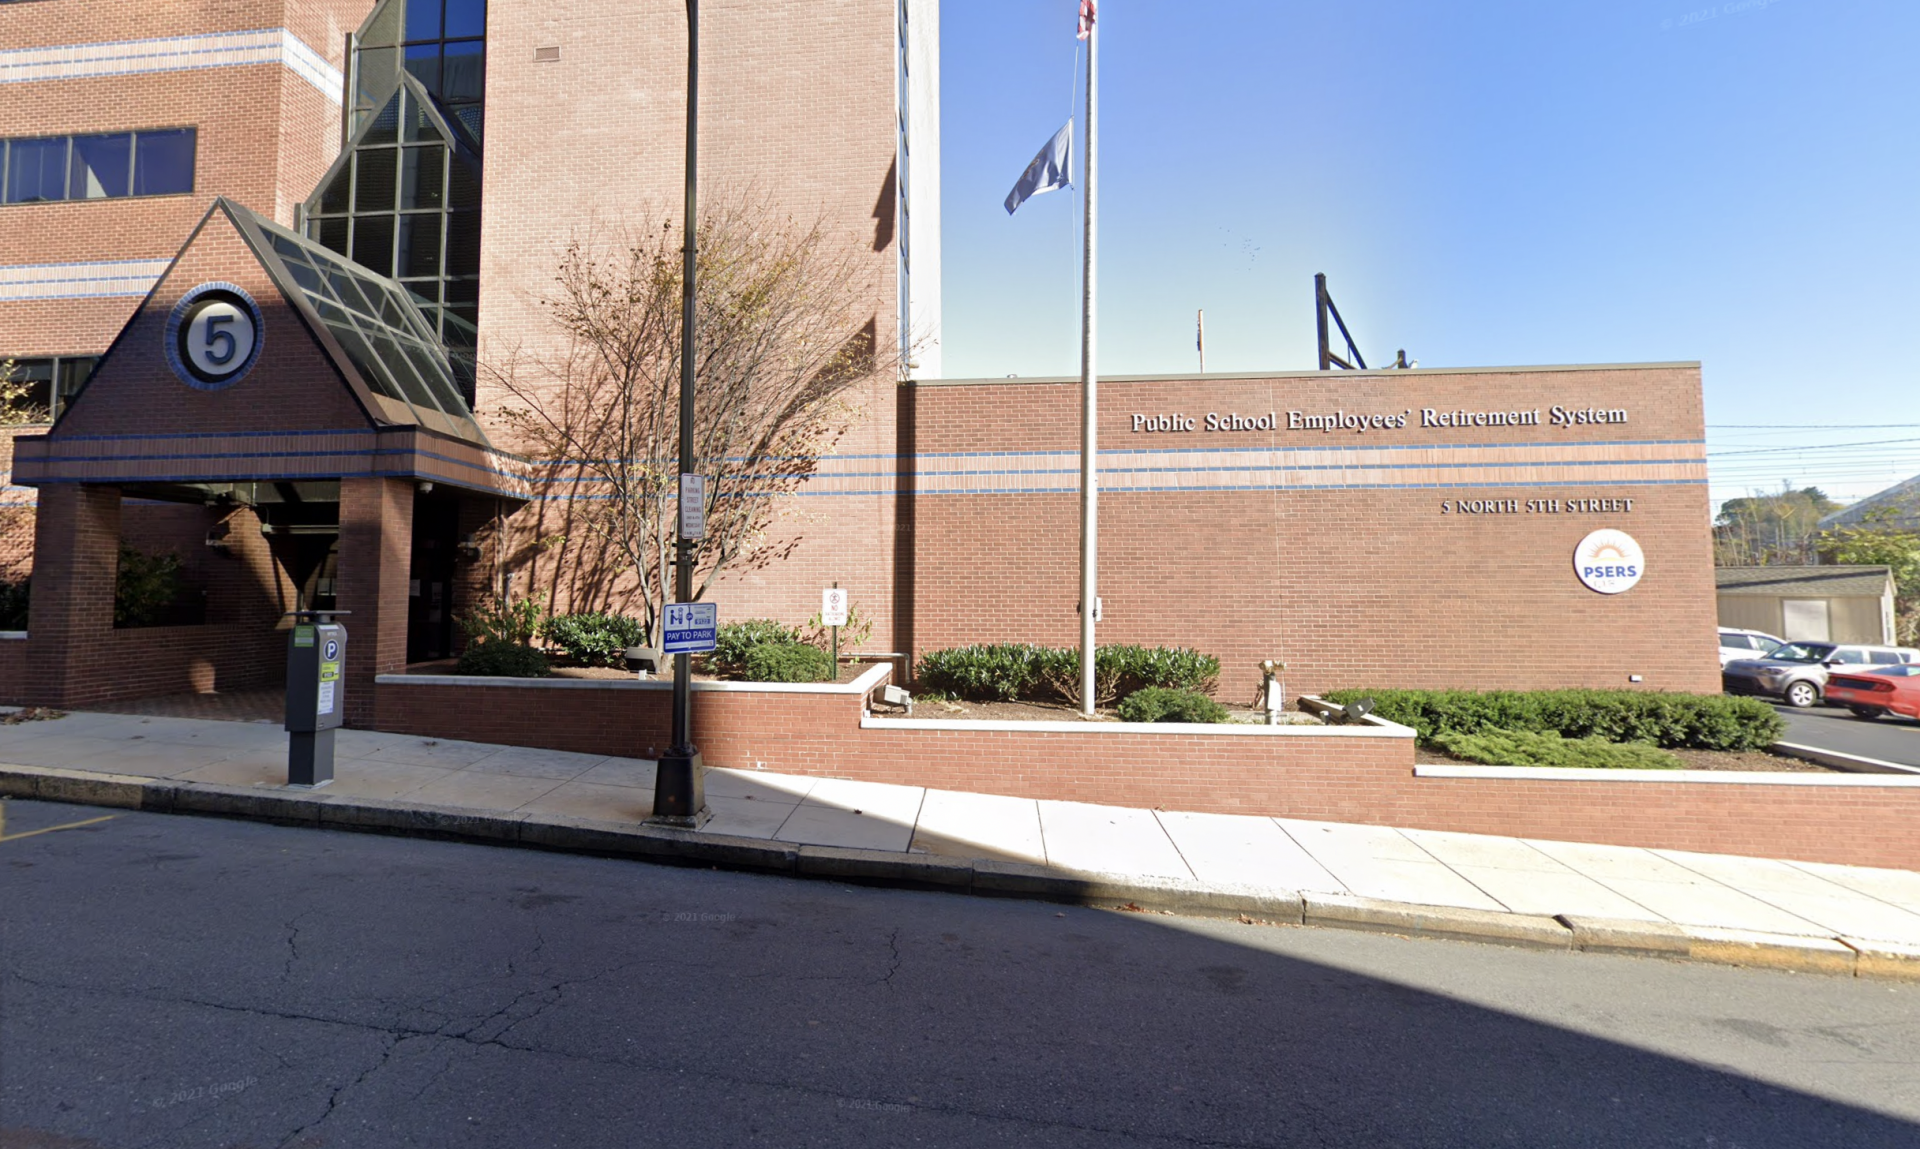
[
  {"left": 0, "top": 259, "right": 172, "bottom": 302},
  {"left": 0, "top": 29, "right": 343, "bottom": 104}
]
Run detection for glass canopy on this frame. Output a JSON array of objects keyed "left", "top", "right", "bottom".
[{"left": 239, "top": 206, "right": 490, "bottom": 447}]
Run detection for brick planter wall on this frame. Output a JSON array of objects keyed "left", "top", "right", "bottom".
[{"left": 370, "top": 671, "right": 1920, "bottom": 871}]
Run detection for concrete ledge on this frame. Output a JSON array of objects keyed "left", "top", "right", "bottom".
[
  {"left": 1305, "top": 893, "right": 1572, "bottom": 950},
  {"left": 377, "top": 661, "right": 892, "bottom": 696},
  {"left": 863, "top": 716, "right": 1414, "bottom": 738},
  {"left": 0, "top": 763, "right": 151, "bottom": 808},
  {"left": 1414, "top": 763, "right": 1920, "bottom": 786},
  {"left": 1682, "top": 926, "right": 1858, "bottom": 976},
  {"left": 1559, "top": 915, "right": 1695, "bottom": 958},
  {"left": 631, "top": 825, "right": 800, "bottom": 872},
  {"left": 799, "top": 845, "right": 974, "bottom": 888},
  {"left": 159, "top": 782, "right": 326, "bottom": 825},
  {"left": 317, "top": 795, "right": 525, "bottom": 842},
  {"left": 1772, "top": 741, "right": 1920, "bottom": 777},
  {"left": 1843, "top": 938, "right": 1920, "bottom": 980}
]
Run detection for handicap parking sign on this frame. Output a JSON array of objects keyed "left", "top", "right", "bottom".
[{"left": 662, "top": 602, "right": 718, "bottom": 654}]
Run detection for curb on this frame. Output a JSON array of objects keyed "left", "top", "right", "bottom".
[
  {"left": 3, "top": 763, "right": 1915, "bottom": 980},
  {"left": 1772, "top": 741, "right": 1920, "bottom": 776}
]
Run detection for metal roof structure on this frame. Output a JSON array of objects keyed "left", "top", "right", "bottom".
[{"left": 1715, "top": 565, "right": 1895, "bottom": 599}]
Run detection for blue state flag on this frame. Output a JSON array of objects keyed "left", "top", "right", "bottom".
[{"left": 1004, "top": 119, "right": 1073, "bottom": 215}]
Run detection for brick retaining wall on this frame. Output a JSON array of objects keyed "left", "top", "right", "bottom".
[{"left": 371, "top": 673, "right": 1920, "bottom": 871}]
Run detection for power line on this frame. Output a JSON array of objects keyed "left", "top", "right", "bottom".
[
  {"left": 1708, "top": 423, "right": 1920, "bottom": 429},
  {"left": 1707, "top": 437, "right": 1920, "bottom": 458}
]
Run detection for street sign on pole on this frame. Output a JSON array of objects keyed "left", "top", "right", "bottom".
[
  {"left": 662, "top": 602, "right": 718, "bottom": 654},
  {"left": 678, "top": 473, "right": 706, "bottom": 540},
  {"left": 821, "top": 587, "right": 848, "bottom": 627}
]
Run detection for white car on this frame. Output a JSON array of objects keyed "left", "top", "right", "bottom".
[{"left": 1718, "top": 627, "right": 1784, "bottom": 667}]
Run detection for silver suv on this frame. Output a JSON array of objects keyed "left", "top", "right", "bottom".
[{"left": 1722, "top": 642, "right": 1920, "bottom": 708}]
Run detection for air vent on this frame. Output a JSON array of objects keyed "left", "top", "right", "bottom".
[{"left": 533, "top": 46, "right": 562, "bottom": 63}]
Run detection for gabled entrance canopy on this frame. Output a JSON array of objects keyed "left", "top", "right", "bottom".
[{"left": 11, "top": 197, "right": 524, "bottom": 504}]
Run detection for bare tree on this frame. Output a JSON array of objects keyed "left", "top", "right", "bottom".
[{"left": 488, "top": 197, "right": 889, "bottom": 644}]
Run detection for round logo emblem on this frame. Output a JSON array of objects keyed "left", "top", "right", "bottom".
[
  {"left": 165, "top": 282, "right": 263, "bottom": 390},
  {"left": 1574, "top": 528, "right": 1645, "bottom": 594}
]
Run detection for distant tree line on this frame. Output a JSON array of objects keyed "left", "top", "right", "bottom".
[{"left": 1715, "top": 484, "right": 1920, "bottom": 644}]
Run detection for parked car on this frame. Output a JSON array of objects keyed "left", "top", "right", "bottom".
[
  {"left": 1721, "top": 641, "right": 1920, "bottom": 708},
  {"left": 1824, "top": 665, "right": 1920, "bottom": 721},
  {"left": 1718, "top": 627, "right": 1785, "bottom": 666}
]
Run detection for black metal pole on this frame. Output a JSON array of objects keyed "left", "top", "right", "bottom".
[
  {"left": 653, "top": 0, "right": 706, "bottom": 826},
  {"left": 1315, "top": 273, "right": 1331, "bottom": 371}
]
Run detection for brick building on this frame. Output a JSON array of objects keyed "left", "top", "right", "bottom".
[{"left": 0, "top": 0, "right": 1719, "bottom": 719}]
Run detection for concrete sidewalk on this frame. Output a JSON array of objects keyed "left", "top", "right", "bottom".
[{"left": 4, "top": 706, "right": 1919, "bottom": 976}]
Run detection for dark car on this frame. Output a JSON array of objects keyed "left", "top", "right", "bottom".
[{"left": 1721, "top": 642, "right": 1920, "bottom": 708}]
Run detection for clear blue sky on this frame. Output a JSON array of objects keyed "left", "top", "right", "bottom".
[{"left": 937, "top": 0, "right": 1920, "bottom": 511}]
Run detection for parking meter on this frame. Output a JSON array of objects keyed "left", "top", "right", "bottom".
[{"left": 285, "top": 616, "right": 347, "bottom": 786}]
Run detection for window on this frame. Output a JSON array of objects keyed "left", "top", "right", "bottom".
[
  {"left": 1, "top": 129, "right": 194, "bottom": 205},
  {"left": 1, "top": 355, "right": 97, "bottom": 421},
  {"left": 354, "top": 0, "right": 487, "bottom": 141}
]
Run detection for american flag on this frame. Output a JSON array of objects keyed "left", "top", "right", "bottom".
[{"left": 1077, "top": 0, "right": 1096, "bottom": 40}]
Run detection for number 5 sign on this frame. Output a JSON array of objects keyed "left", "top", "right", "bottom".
[{"left": 166, "top": 282, "right": 264, "bottom": 391}]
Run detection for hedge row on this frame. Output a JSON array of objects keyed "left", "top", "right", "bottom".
[
  {"left": 1322, "top": 688, "right": 1784, "bottom": 751},
  {"left": 1430, "top": 729, "right": 1682, "bottom": 770},
  {"left": 916, "top": 643, "right": 1220, "bottom": 705}
]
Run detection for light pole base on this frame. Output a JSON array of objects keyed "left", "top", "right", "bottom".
[{"left": 648, "top": 747, "right": 708, "bottom": 827}]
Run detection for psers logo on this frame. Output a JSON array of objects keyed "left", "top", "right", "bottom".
[{"left": 1574, "top": 529, "right": 1645, "bottom": 595}]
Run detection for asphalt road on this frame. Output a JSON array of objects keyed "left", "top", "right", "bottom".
[
  {"left": 1777, "top": 703, "right": 1920, "bottom": 768},
  {"left": 3, "top": 800, "right": 1917, "bottom": 1149}
]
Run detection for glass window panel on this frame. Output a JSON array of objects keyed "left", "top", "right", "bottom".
[
  {"left": 323, "top": 317, "right": 404, "bottom": 402},
  {"left": 4, "top": 358, "right": 54, "bottom": 418},
  {"left": 444, "top": 210, "right": 480, "bottom": 273},
  {"left": 351, "top": 215, "right": 396, "bottom": 276},
  {"left": 318, "top": 156, "right": 353, "bottom": 213},
  {"left": 397, "top": 214, "right": 443, "bottom": 277},
  {"left": 316, "top": 216, "right": 350, "bottom": 256},
  {"left": 54, "top": 357, "right": 97, "bottom": 416},
  {"left": 132, "top": 129, "right": 195, "bottom": 195},
  {"left": 365, "top": 88, "right": 402, "bottom": 146},
  {"left": 404, "top": 43, "right": 441, "bottom": 93},
  {"left": 404, "top": 0, "right": 443, "bottom": 41},
  {"left": 7, "top": 137, "right": 69, "bottom": 204},
  {"left": 443, "top": 277, "right": 479, "bottom": 305},
  {"left": 362, "top": 326, "right": 440, "bottom": 409},
  {"left": 444, "top": 0, "right": 485, "bottom": 37},
  {"left": 400, "top": 146, "right": 444, "bottom": 209},
  {"left": 450, "top": 103, "right": 484, "bottom": 141},
  {"left": 353, "top": 146, "right": 397, "bottom": 212},
  {"left": 363, "top": 0, "right": 405, "bottom": 48},
  {"left": 68, "top": 133, "right": 132, "bottom": 199},
  {"left": 445, "top": 158, "right": 480, "bottom": 211},
  {"left": 402, "top": 279, "right": 442, "bottom": 305},
  {"left": 446, "top": 302, "right": 477, "bottom": 331},
  {"left": 402, "top": 94, "right": 444, "bottom": 143},
  {"left": 440, "top": 41, "right": 485, "bottom": 102}
]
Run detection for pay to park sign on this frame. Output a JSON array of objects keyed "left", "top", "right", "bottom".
[{"left": 662, "top": 602, "right": 718, "bottom": 654}]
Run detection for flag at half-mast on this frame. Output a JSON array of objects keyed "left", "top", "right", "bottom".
[{"left": 1003, "top": 119, "right": 1073, "bottom": 215}]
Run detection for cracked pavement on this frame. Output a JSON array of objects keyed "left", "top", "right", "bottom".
[{"left": 2, "top": 799, "right": 1917, "bottom": 1148}]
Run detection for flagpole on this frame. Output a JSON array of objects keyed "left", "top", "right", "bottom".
[{"left": 1077, "top": 5, "right": 1099, "bottom": 716}]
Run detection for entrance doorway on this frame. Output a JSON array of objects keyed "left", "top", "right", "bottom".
[{"left": 409, "top": 490, "right": 461, "bottom": 662}]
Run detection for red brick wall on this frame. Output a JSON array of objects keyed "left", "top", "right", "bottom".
[
  {"left": 372, "top": 676, "right": 1920, "bottom": 871},
  {"left": 0, "top": 0, "right": 365, "bottom": 356}
]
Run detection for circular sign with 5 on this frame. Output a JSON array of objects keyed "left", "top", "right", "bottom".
[{"left": 165, "top": 282, "right": 264, "bottom": 390}]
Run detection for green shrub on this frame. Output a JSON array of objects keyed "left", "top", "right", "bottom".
[
  {"left": 542, "top": 611, "right": 647, "bottom": 667},
  {"left": 459, "top": 593, "right": 546, "bottom": 647},
  {"left": 1431, "top": 728, "right": 1682, "bottom": 770},
  {"left": 917, "top": 643, "right": 1222, "bottom": 705},
  {"left": 1321, "top": 688, "right": 1784, "bottom": 751},
  {"left": 743, "top": 642, "right": 834, "bottom": 683},
  {"left": 1117, "top": 687, "right": 1230, "bottom": 724},
  {"left": 915, "top": 643, "right": 1050, "bottom": 701},
  {"left": 457, "top": 640, "right": 551, "bottom": 678},
  {"left": 0, "top": 578, "right": 27, "bottom": 630},
  {"left": 114, "top": 544, "right": 182, "bottom": 628},
  {"left": 712, "top": 618, "right": 803, "bottom": 676}
]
